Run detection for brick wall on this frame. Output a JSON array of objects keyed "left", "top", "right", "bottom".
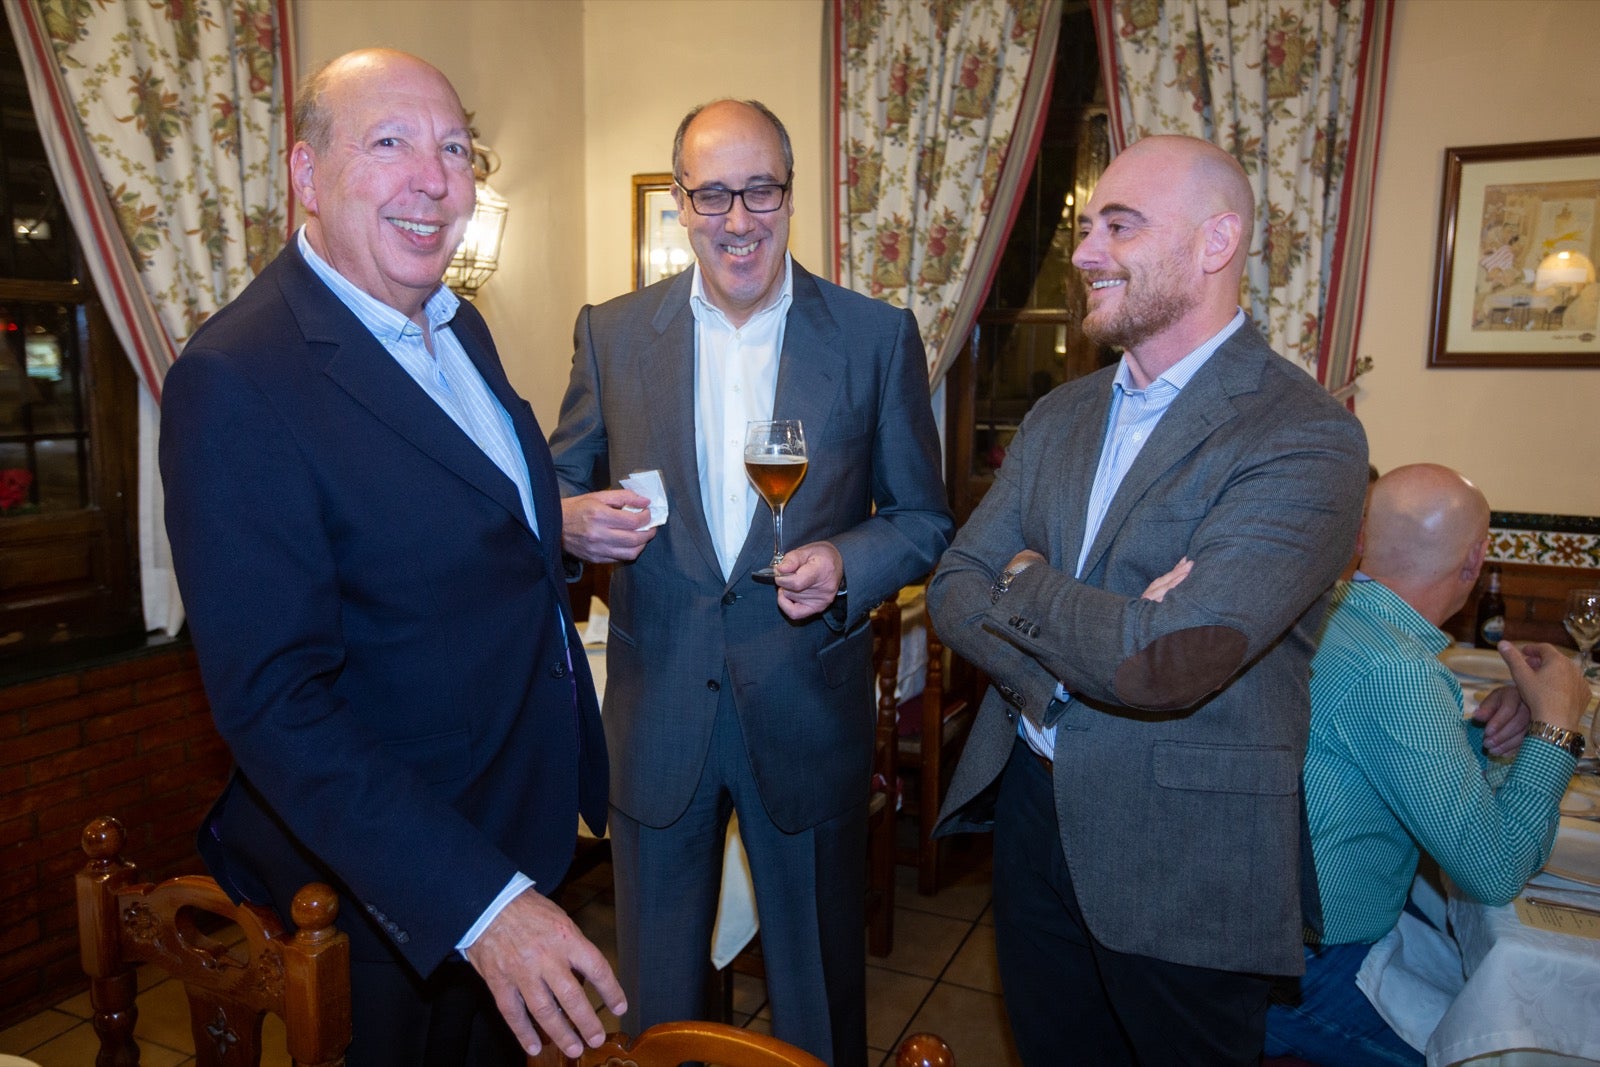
[{"left": 0, "top": 641, "right": 230, "bottom": 1026}]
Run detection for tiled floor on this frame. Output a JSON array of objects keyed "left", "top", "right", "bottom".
[{"left": 0, "top": 847, "right": 1019, "bottom": 1067}]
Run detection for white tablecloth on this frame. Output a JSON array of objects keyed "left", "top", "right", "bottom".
[
  {"left": 581, "top": 642, "right": 758, "bottom": 969},
  {"left": 1426, "top": 887, "right": 1600, "bottom": 1066}
]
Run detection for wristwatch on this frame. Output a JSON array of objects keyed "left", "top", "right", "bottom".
[
  {"left": 989, "top": 560, "right": 1033, "bottom": 604},
  {"left": 1525, "top": 720, "right": 1586, "bottom": 759}
]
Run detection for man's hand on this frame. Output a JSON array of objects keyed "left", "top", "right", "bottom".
[
  {"left": 462, "top": 887, "right": 627, "bottom": 1058},
  {"left": 1142, "top": 557, "right": 1192, "bottom": 603},
  {"left": 1473, "top": 685, "right": 1531, "bottom": 757},
  {"left": 773, "top": 541, "right": 843, "bottom": 620},
  {"left": 1498, "top": 640, "right": 1590, "bottom": 733},
  {"left": 561, "top": 490, "right": 656, "bottom": 563}
]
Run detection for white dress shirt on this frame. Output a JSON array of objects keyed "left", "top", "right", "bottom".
[{"left": 690, "top": 255, "right": 795, "bottom": 577}]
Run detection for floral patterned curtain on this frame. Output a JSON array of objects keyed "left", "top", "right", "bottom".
[
  {"left": 833, "top": 0, "right": 1062, "bottom": 385},
  {"left": 6, "top": 0, "right": 294, "bottom": 634},
  {"left": 1091, "top": 0, "right": 1391, "bottom": 392}
]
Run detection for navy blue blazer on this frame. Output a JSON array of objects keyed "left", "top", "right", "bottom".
[{"left": 160, "top": 241, "right": 606, "bottom": 975}]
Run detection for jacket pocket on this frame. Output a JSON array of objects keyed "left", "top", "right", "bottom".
[
  {"left": 1152, "top": 740, "right": 1297, "bottom": 796},
  {"left": 818, "top": 616, "right": 872, "bottom": 689},
  {"left": 381, "top": 728, "right": 471, "bottom": 785}
]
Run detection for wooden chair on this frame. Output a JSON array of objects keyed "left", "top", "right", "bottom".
[
  {"left": 75, "top": 815, "right": 351, "bottom": 1067},
  {"left": 866, "top": 595, "right": 902, "bottom": 956},
  {"left": 895, "top": 598, "right": 975, "bottom": 895},
  {"left": 527, "top": 1021, "right": 954, "bottom": 1066}
]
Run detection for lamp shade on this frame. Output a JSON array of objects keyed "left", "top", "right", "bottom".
[
  {"left": 1535, "top": 248, "right": 1596, "bottom": 291},
  {"left": 444, "top": 180, "right": 509, "bottom": 298}
]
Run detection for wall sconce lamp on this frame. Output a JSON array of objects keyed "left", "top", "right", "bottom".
[{"left": 444, "top": 137, "right": 509, "bottom": 299}]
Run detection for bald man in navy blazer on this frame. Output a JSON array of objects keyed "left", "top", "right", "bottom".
[{"left": 160, "top": 49, "right": 624, "bottom": 1067}]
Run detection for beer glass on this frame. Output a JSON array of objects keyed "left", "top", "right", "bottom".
[{"left": 744, "top": 419, "right": 808, "bottom": 580}]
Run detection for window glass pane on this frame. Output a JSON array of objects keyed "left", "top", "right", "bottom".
[
  {"left": 0, "top": 301, "right": 87, "bottom": 512},
  {"left": 3, "top": 302, "right": 82, "bottom": 433},
  {"left": 33, "top": 436, "right": 86, "bottom": 510},
  {"left": 0, "top": 440, "right": 34, "bottom": 513}
]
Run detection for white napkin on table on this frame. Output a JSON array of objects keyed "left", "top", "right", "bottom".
[{"left": 581, "top": 596, "right": 609, "bottom": 647}]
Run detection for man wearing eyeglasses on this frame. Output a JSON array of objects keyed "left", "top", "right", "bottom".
[{"left": 548, "top": 99, "right": 952, "bottom": 1065}]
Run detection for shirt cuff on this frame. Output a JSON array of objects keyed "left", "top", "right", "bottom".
[{"left": 455, "top": 872, "right": 535, "bottom": 953}]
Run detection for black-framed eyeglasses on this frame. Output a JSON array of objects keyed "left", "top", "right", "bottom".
[{"left": 677, "top": 179, "right": 792, "bottom": 217}]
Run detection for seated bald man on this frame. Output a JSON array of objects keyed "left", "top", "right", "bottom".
[{"left": 1264, "top": 463, "right": 1591, "bottom": 1065}]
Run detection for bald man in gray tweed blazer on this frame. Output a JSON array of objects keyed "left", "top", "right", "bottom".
[{"left": 930, "top": 135, "right": 1369, "bottom": 1065}]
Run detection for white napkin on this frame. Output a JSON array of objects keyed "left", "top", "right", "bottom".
[
  {"left": 621, "top": 470, "right": 668, "bottom": 529},
  {"left": 581, "top": 596, "right": 609, "bottom": 646},
  {"left": 1356, "top": 910, "right": 1464, "bottom": 1052}
]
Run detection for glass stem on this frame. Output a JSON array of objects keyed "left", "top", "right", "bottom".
[{"left": 771, "top": 503, "right": 785, "bottom": 568}]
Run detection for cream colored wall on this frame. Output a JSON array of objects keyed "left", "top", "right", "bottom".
[
  {"left": 293, "top": 0, "right": 588, "bottom": 428},
  {"left": 1355, "top": 0, "right": 1600, "bottom": 516},
  {"left": 292, "top": 2, "right": 1600, "bottom": 516},
  {"left": 581, "top": 0, "right": 827, "bottom": 306}
]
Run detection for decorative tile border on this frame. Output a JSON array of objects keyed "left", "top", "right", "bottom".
[{"left": 1487, "top": 512, "right": 1600, "bottom": 568}]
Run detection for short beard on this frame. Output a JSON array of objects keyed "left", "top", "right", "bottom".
[{"left": 1081, "top": 279, "right": 1194, "bottom": 351}]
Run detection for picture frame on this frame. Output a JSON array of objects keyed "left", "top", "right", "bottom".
[
  {"left": 632, "top": 172, "right": 693, "bottom": 290},
  {"left": 1428, "top": 137, "right": 1600, "bottom": 368}
]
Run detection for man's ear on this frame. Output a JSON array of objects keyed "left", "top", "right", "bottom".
[
  {"left": 1464, "top": 535, "right": 1489, "bottom": 582},
  {"left": 1199, "top": 211, "right": 1244, "bottom": 275},
  {"left": 290, "top": 142, "right": 318, "bottom": 215}
]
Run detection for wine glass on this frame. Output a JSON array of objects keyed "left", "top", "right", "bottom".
[
  {"left": 744, "top": 420, "right": 808, "bottom": 581},
  {"left": 1563, "top": 588, "right": 1600, "bottom": 676}
]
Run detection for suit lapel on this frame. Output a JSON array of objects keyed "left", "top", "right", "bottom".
[
  {"left": 1078, "top": 328, "right": 1266, "bottom": 579},
  {"left": 452, "top": 307, "right": 561, "bottom": 559},
  {"left": 278, "top": 249, "right": 533, "bottom": 539},
  {"left": 1050, "top": 369, "right": 1115, "bottom": 575},
  {"left": 646, "top": 275, "right": 726, "bottom": 581}
]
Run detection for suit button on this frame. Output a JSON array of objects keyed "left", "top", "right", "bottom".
[
  {"left": 551, "top": 662, "right": 568, "bottom": 678},
  {"left": 707, "top": 679, "right": 720, "bottom": 692},
  {"left": 722, "top": 591, "right": 737, "bottom": 606},
  {"left": 1029, "top": 625, "right": 1040, "bottom": 637}
]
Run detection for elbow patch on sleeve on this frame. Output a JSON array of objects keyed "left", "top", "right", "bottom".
[{"left": 1113, "top": 625, "right": 1250, "bottom": 711}]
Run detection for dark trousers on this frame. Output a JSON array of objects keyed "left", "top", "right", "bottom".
[
  {"left": 346, "top": 957, "right": 524, "bottom": 1067},
  {"left": 610, "top": 682, "right": 868, "bottom": 1067},
  {"left": 992, "top": 740, "right": 1272, "bottom": 1066}
]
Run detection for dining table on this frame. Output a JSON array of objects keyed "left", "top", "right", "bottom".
[{"left": 1361, "top": 646, "right": 1600, "bottom": 1067}]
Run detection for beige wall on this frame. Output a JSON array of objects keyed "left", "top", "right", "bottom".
[
  {"left": 582, "top": 0, "right": 827, "bottom": 308},
  {"left": 1355, "top": 0, "right": 1600, "bottom": 515},
  {"left": 294, "top": 0, "right": 588, "bottom": 428},
  {"left": 294, "top": 1, "right": 1600, "bottom": 516}
]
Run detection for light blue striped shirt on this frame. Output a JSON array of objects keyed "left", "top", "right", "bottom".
[
  {"left": 296, "top": 229, "right": 538, "bottom": 537},
  {"left": 1023, "top": 310, "right": 1245, "bottom": 759}
]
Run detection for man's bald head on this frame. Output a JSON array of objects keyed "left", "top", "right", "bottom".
[
  {"left": 1360, "top": 463, "right": 1491, "bottom": 623},
  {"left": 1114, "top": 135, "right": 1255, "bottom": 268}
]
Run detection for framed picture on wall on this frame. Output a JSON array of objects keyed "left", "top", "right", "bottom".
[
  {"left": 632, "top": 173, "right": 692, "bottom": 290},
  {"left": 1428, "top": 137, "right": 1600, "bottom": 368}
]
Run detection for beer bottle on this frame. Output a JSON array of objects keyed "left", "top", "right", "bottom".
[{"left": 1474, "top": 565, "right": 1505, "bottom": 648}]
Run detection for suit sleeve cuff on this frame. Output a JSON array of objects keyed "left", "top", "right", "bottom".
[{"left": 455, "top": 872, "right": 535, "bottom": 953}]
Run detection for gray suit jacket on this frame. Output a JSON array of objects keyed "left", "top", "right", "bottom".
[
  {"left": 549, "top": 261, "right": 953, "bottom": 833},
  {"left": 930, "top": 322, "right": 1367, "bottom": 976}
]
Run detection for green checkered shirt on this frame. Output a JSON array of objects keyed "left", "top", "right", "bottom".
[{"left": 1304, "top": 579, "right": 1574, "bottom": 945}]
